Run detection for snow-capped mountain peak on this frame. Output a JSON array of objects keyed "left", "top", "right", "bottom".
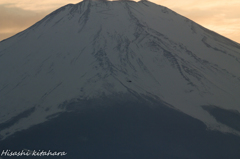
[{"left": 0, "top": 0, "right": 240, "bottom": 140}]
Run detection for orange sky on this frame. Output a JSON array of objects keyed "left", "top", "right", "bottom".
[{"left": 0, "top": 0, "right": 240, "bottom": 43}]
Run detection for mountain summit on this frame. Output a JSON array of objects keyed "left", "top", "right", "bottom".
[{"left": 1, "top": 0, "right": 240, "bottom": 158}]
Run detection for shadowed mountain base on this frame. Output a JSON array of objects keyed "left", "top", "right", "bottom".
[{"left": 1, "top": 94, "right": 240, "bottom": 159}]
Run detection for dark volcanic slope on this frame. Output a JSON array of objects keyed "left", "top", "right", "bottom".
[{"left": 1, "top": 94, "right": 240, "bottom": 159}]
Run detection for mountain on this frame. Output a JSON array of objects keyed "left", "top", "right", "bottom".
[{"left": 1, "top": 0, "right": 240, "bottom": 158}]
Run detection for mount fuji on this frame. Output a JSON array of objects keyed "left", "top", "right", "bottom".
[{"left": 1, "top": 0, "right": 240, "bottom": 158}]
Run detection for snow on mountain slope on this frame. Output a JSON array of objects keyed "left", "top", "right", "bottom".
[{"left": 0, "top": 0, "right": 240, "bottom": 139}]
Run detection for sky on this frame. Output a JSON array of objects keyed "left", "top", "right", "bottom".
[{"left": 0, "top": 0, "right": 240, "bottom": 43}]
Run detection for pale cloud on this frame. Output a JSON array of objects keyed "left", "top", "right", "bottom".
[
  {"left": 153, "top": 0, "right": 240, "bottom": 43},
  {"left": 0, "top": 5, "right": 47, "bottom": 41},
  {"left": 0, "top": 0, "right": 240, "bottom": 43},
  {"left": 154, "top": 0, "right": 240, "bottom": 10},
  {"left": 0, "top": 0, "right": 80, "bottom": 11},
  {"left": 0, "top": 1, "right": 80, "bottom": 41}
]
